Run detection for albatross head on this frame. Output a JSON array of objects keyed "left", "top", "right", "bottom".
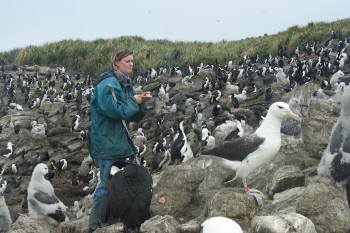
[{"left": 270, "top": 102, "right": 301, "bottom": 121}]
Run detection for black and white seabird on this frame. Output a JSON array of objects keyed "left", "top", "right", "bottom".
[
  {"left": 152, "top": 149, "right": 171, "bottom": 172},
  {"left": 201, "top": 102, "right": 301, "bottom": 205},
  {"left": 0, "top": 142, "right": 14, "bottom": 158},
  {"left": 58, "top": 159, "right": 68, "bottom": 171},
  {"left": 71, "top": 115, "right": 80, "bottom": 131},
  {"left": 318, "top": 86, "right": 350, "bottom": 207},
  {"left": 80, "top": 130, "right": 88, "bottom": 141},
  {"left": 83, "top": 164, "right": 95, "bottom": 186},
  {"left": 170, "top": 120, "right": 193, "bottom": 164}
]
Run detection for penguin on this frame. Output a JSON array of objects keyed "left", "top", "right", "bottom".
[
  {"left": 212, "top": 105, "right": 222, "bottom": 117},
  {"left": 80, "top": 130, "right": 88, "bottom": 141},
  {"left": 70, "top": 171, "right": 79, "bottom": 186},
  {"left": 71, "top": 115, "right": 80, "bottom": 131},
  {"left": 152, "top": 140, "right": 165, "bottom": 155},
  {"left": 151, "top": 149, "right": 171, "bottom": 172},
  {"left": 170, "top": 120, "right": 189, "bottom": 164},
  {"left": 58, "top": 159, "right": 68, "bottom": 171},
  {"left": 83, "top": 164, "right": 95, "bottom": 186},
  {"left": 27, "top": 163, "right": 68, "bottom": 224}
]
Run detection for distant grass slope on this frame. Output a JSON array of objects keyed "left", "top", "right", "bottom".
[{"left": 0, "top": 18, "right": 349, "bottom": 77}]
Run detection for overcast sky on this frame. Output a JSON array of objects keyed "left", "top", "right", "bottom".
[{"left": 1, "top": 0, "right": 349, "bottom": 52}]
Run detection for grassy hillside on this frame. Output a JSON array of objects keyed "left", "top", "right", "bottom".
[{"left": 0, "top": 18, "right": 349, "bottom": 77}]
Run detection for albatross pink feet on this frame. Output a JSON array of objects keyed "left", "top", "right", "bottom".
[{"left": 243, "top": 178, "right": 265, "bottom": 206}]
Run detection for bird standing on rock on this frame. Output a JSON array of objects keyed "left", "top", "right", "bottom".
[
  {"left": 106, "top": 163, "right": 152, "bottom": 233},
  {"left": 201, "top": 102, "right": 301, "bottom": 205},
  {"left": 71, "top": 115, "right": 80, "bottom": 132},
  {"left": 170, "top": 119, "right": 193, "bottom": 164},
  {"left": 27, "top": 163, "right": 68, "bottom": 224},
  {"left": 318, "top": 86, "right": 350, "bottom": 207}
]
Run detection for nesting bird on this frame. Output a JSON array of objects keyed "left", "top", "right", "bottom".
[
  {"left": 27, "top": 163, "right": 68, "bottom": 224},
  {"left": 280, "top": 98, "right": 305, "bottom": 136},
  {"left": 234, "top": 90, "right": 247, "bottom": 103}
]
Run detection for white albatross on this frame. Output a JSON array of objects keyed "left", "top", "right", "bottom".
[{"left": 200, "top": 101, "right": 301, "bottom": 205}]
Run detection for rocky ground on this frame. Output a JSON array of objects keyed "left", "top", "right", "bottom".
[{"left": 1, "top": 39, "right": 350, "bottom": 233}]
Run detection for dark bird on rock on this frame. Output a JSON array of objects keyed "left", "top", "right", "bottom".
[
  {"left": 212, "top": 105, "right": 222, "bottom": 117},
  {"left": 152, "top": 149, "right": 171, "bottom": 172},
  {"left": 264, "top": 87, "right": 273, "bottom": 103},
  {"left": 200, "top": 102, "right": 301, "bottom": 205},
  {"left": 83, "top": 163, "right": 95, "bottom": 186},
  {"left": 70, "top": 170, "right": 79, "bottom": 186},
  {"left": 106, "top": 163, "right": 153, "bottom": 233}
]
